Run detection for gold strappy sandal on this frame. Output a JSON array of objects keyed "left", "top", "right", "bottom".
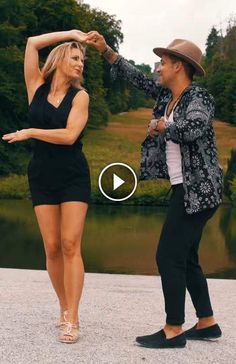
[{"left": 59, "top": 321, "right": 79, "bottom": 344}]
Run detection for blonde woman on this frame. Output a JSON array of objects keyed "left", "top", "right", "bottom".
[{"left": 3, "top": 30, "right": 91, "bottom": 343}]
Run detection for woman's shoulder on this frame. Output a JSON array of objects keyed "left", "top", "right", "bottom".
[
  {"left": 71, "top": 85, "right": 88, "bottom": 93},
  {"left": 70, "top": 87, "right": 89, "bottom": 107},
  {"left": 71, "top": 86, "right": 89, "bottom": 99}
]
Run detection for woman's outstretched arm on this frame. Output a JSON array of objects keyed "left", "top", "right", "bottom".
[{"left": 2, "top": 90, "right": 89, "bottom": 145}]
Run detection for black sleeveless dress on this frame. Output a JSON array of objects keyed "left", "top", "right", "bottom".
[{"left": 27, "top": 82, "right": 91, "bottom": 206}]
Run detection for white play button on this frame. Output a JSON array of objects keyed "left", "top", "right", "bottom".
[
  {"left": 98, "top": 162, "right": 137, "bottom": 202},
  {"left": 113, "top": 173, "right": 125, "bottom": 190}
]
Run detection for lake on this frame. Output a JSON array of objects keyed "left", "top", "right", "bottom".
[{"left": 0, "top": 200, "right": 235, "bottom": 278}]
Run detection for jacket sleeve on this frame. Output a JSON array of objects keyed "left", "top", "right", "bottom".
[
  {"left": 110, "top": 56, "right": 162, "bottom": 100},
  {"left": 165, "top": 91, "right": 215, "bottom": 144}
]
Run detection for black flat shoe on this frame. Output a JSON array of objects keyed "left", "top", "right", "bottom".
[
  {"left": 185, "top": 323, "right": 222, "bottom": 340},
  {"left": 136, "top": 329, "right": 186, "bottom": 349}
]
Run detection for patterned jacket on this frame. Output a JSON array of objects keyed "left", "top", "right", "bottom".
[{"left": 111, "top": 56, "right": 224, "bottom": 214}]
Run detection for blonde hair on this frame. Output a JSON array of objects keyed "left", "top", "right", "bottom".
[{"left": 41, "top": 42, "right": 86, "bottom": 88}]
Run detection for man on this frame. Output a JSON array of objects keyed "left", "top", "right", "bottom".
[{"left": 86, "top": 32, "right": 223, "bottom": 349}]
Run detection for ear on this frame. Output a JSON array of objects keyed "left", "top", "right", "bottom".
[{"left": 174, "top": 60, "right": 182, "bottom": 73}]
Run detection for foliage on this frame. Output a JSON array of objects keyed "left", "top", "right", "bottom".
[
  {"left": 229, "top": 177, "right": 236, "bottom": 205},
  {"left": 0, "top": 0, "right": 153, "bottom": 176},
  {"left": 224, "top": 149, "right": 236, "bottom": 201},
  {"left": 0, "top": 174, "right": 29, "bottom": 198},
  {"left": 197, "top": 17, "right": 236, "bottom": 124},
  {"left": 1, "top": 1, "right": 235, "bottom": 182}
]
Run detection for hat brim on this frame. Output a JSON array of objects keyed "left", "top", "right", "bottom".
[{"left": 153, "top": 47, "right": 205, "bottom": 77}]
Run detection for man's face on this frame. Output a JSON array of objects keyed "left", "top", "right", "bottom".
[{"left": 156, "top": 54, "right": 177, "bottom": 87}]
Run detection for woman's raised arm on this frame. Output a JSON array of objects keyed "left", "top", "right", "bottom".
[{"left": 24, "top": 30, "right": 87, "bottom": 104}]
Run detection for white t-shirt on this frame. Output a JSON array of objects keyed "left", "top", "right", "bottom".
[{"left": 165, "top": 108, "right": 183, "bottom": 185}]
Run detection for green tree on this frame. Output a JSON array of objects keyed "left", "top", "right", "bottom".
[
  {"left": 205, "top": 26, "right": 221, "bottom": 63},
  {"left": 198, "top": 17, "right": 236, "bottom": 124},
  {"left": 0, "top": 0, "right": 154, "bottom": 176},
  {"left": 0, "top": 0, "right": 125, "bottom": 175}
]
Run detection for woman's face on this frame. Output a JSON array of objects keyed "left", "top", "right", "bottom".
[{"left": 59, "top": 47, "right": 84, "bottom": 80}]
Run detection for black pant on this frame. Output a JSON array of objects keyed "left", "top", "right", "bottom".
[{"left": 156, "top": 184, "right": 218, "bottom": 325}]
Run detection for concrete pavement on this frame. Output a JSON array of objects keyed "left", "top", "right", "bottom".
[{"left": 0, "top": 268, "right": 235, "bottom": 364}]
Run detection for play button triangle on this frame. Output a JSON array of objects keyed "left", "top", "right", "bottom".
[{"left": 113, "top": 173, "right": 125, "bottom": 191}]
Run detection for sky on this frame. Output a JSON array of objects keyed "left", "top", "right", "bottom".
[{"left": 84, "top": 0, "right": 236, "bottom": 69}]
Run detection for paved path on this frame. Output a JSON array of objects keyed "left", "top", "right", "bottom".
[{"left": 0, "top": 268, "right": 235, "bottom": 364}]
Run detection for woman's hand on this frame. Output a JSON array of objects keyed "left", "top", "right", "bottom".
[
  {"left": 70, "top": 29, "right": 88, "bottom": 43},
  {"left": 86, "top": 31, "right": 107, "bottom": 52},
  {"left": 2, "top": 129, "right": 31, "bottom": 143}
]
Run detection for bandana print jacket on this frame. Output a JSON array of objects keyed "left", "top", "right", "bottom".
[{"left": 111, "top": 56, "right": 224, "bottom": 214}]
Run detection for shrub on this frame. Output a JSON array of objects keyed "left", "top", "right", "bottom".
[
  {"left": 0, "top": 174, "right": 30, "bottom": 199},
  {"left": 224, "top": 149, "right": 236, "bottom": 200}
]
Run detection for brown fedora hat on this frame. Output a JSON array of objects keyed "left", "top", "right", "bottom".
[{"left": 153, "top": 39, "right": 205, "bottom": 76}]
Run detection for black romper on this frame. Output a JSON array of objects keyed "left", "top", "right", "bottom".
[{"left": 27, "top": 82, "right": 91, "bottom": 206}]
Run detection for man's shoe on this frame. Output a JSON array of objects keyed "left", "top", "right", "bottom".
[
  {"left": 185, "top": 323, "right": 222, "bottom": 341},
  {"left": 136, "top": 329, "right": 186, "bottom": 349}
]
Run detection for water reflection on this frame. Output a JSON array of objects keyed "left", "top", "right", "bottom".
[{"left": 0, "top": 200, "right": 235, "bottom": 278}]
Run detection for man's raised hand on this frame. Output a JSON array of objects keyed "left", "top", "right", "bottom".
[{"left": 86, "top": 31, "right": 107, "bottom": 52}]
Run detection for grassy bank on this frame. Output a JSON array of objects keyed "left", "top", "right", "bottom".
[{"left": 1, "top": 108, "right": 236, "bottom": 205}]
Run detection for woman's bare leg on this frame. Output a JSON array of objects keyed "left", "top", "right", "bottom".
[
  {"left": 60, "top": 201, "right": 88, "bottom": 341},
  {"left": 34, "top": 205, "right": 67, "bottom": 318}
]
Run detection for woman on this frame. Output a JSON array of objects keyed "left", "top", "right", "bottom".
[{"left": 3, "top": 30, "right": 90, "bottom": 344}]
